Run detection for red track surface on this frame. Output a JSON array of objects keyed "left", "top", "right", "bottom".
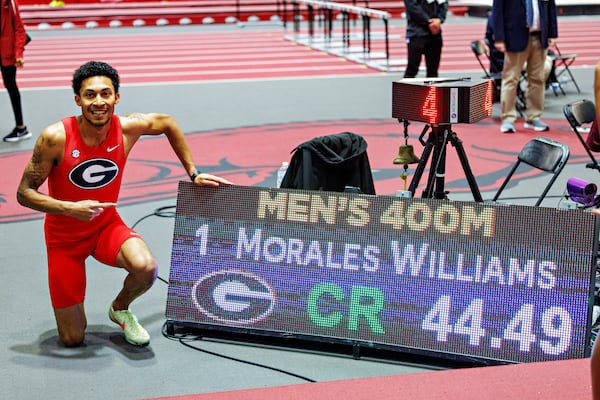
[{"left": 14, "top": 18, "right": 600, "bottom": 89}]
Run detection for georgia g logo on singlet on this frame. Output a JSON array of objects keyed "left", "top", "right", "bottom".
[{"left": 69, "top": 158, "right": 120, "bottom": 189}]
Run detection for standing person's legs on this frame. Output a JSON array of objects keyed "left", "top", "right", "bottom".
[
  {"left": 0, "top": 65, "right": 24, "bottom": 127},
  {"left": 424, "top": 34, "right": 443, "bottom": 78},
  {"left": 2, "top": 65, "right": 30, "bottom": 142},
  {"left": 404, "top": 36, "right": 426, "bottom": 78},
  {"left": 501, "top": 50, "right": 528, "bottom": 123},
  {"left": 524, "top": 34, "right": 547, "bottom": 122}
]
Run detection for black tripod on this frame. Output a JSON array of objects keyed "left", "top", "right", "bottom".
[{"left": 407, "top": 123, "right": 483, "bottom": 202}]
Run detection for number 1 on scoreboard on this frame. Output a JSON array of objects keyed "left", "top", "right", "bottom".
[{"left": 195, "top": 224, "right": 209, "bottom": 256}]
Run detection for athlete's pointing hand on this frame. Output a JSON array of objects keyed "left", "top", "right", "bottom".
[{"left": 72, "top": 200, "right": 117, "bottom": 221}]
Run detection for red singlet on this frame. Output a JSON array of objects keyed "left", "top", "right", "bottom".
[{"left": 44, "top": 115, "right": 141, "bottom": 308}]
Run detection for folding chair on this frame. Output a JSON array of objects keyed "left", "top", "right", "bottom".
[
  {"left": 492, "top": 137, "right": 570, "bottom": 206},
  {"left": 545, "top": 49, "right": 564, "bottom": 96},
  {"left": 548, "top": 43, "right": 580, "bottom": 94},
  {"left": 471, "top": 40, "right": 502, "bottom": 102},
  {"left": 563, "top": 99, "right": 600, "bottom": 172},
  {"left": 470, "top": 39, "right": 525, "bottom": 115}
]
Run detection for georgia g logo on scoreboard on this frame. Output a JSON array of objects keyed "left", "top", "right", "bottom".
[
  {"left": 69, "top": 158, "right": 120, "bottom": 189},
  {"left": 192, "top": 270, "right": 276, "bottom": 325}
]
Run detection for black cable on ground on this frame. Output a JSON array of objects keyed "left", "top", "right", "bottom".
[
  {"left": 160, "top": 322, "right": 316, "bottom": 383},
  {"left": 179, "top": 338, "right": 317, "bottom": 383},
  {"left": 131, "top": 205, "right": 176, "bottom": 230}
]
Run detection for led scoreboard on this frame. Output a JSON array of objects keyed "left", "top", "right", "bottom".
[
  {"left": 166, "top": 183, "right": 597, "bottom": 365},
  {"left": 392, "top": 78, "right": 494, "bottom": 125}
]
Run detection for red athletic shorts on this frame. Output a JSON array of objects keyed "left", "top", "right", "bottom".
[{"left": 45, "top": 215, "right": 141, "bottom": 309}]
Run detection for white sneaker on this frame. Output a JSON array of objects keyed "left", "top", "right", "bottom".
[
  {"left": 524, "top": 119, "right": 550, "bottom": 132},
  {"left": 574, "top": 126, "right": 591, "bottom": 134},
  {"left": 500, "top": 121, "right": 515, "bottom": 133},
  {"left": 109, "top": 305, "right": 150, "bottom": 346}
]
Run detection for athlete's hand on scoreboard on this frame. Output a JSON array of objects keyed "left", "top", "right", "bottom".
[{"left": 192, "top": 173, "right": 234, "bottom": 187}]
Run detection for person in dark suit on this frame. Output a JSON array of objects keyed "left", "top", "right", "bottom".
[
  {"left": 403, "top": 0, "right": 448, "bottom": 78},
  {"left": 491, "top": 0, "right": 558, "bottom": 133}
]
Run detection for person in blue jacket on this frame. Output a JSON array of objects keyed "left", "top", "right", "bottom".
[{"left": 491, "top": 0, "right": 558, "bottom": 133}]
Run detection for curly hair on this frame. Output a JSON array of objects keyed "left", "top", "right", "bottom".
[{"left": 72, "top": 61, "right": 120, "bottom": 95}]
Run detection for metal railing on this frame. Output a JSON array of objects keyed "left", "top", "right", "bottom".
[{"left": 282, "top": 0, "right": 404, "bottom": 72}]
